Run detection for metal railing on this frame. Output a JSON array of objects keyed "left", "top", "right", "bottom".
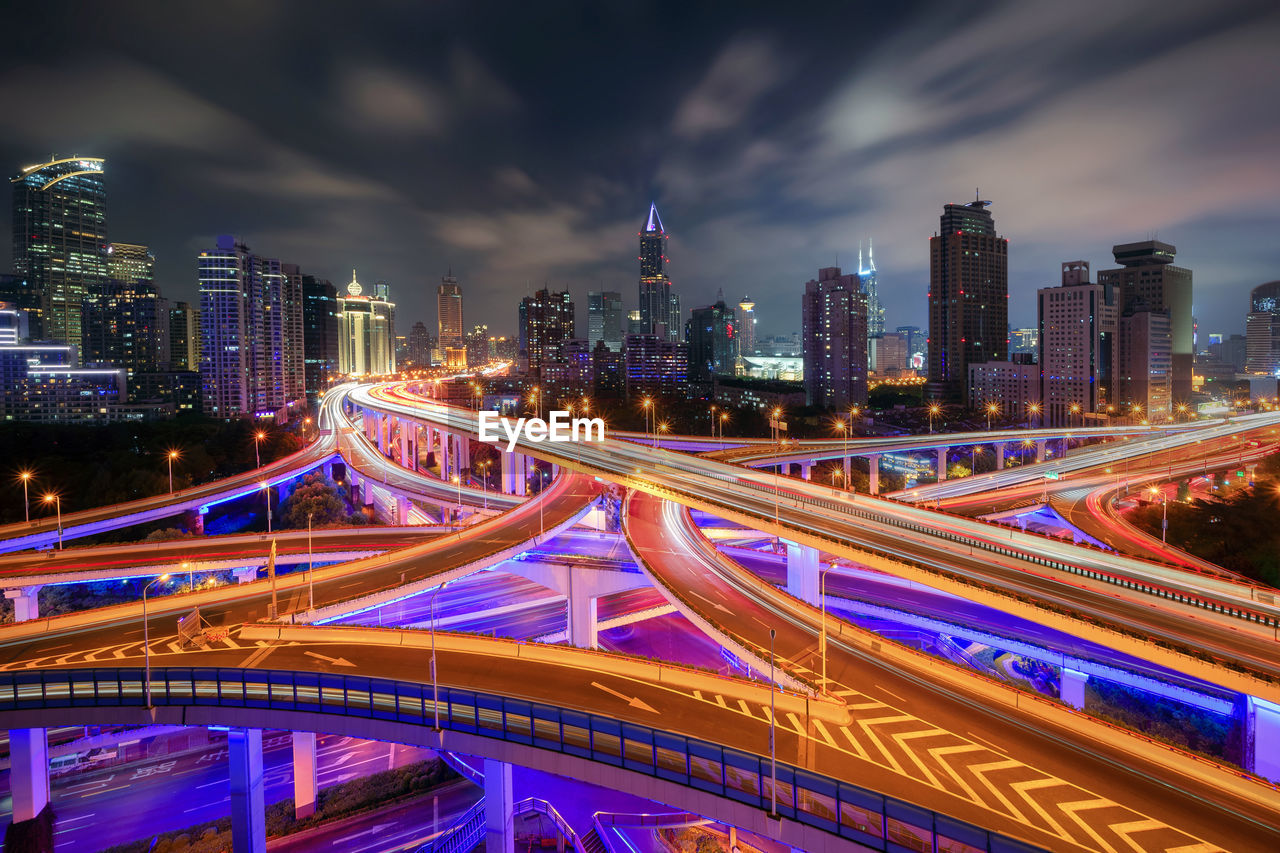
[
  {"left": 416, "top": 799, "right": 484, "bottom": 853},
  {"left": 0, "top": 666, "right": 1044, "bottom": 853}
]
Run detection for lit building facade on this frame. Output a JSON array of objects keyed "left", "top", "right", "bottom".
[
  {"left": 587, "top": 290, "right": 624, "bottom": 352},
  {"left": 198, "top": 236, "right": 305, "bottom": 421},
  {"left": 169, "top": 301, "right": 200, "bottom": 372},
  {"left": 737, "top": 296, "right": 757, "bottom": 360},
  {"left": 801, "top": 266, "right": 868, "bottom": 409},
  {"left": 519, "top": 288, "right": 574, "bottom": 377},
  {"left": 624, "top": 333, "right": 687, "bottom": 399},
  {"left": 337, "top": 271, "right": 395, "bottom": 376},
  {"left": 686, "top": 292, "right": 736, "bottom": 383},
  {"left": 302, "top": 275, "right": 339, "bottom": 397},
  {"left": 11, "top": 156, "right": 109, "bottom": 343},
  {"left": 106, "top": 242, "right": 154, "bottom": 286},
  {"left": 437, "top": 272, "right": 464, "bottom": 353},
  {"left": 1037, "top": 261, "right": 1116, "bottom": 427},
  {"left": 1117, "top": 310, "right": 1172, "bottom": 421},
  {"left": 858, "top": 240, "right": 885, "bottom": 337},
  {"left": 82, "top": 279, "right": 171, "bottom": 377},
  {"left": 638, "top": 203, "right": 680, "bottom": 341},
  {"left": 967, "top": 360, "right": 1040, "bottom": 413},
  {"left": 466, "top": 323, "right": 492, "bottom": 367},
  {"left": 1246, "top": 281, "right": 1280, "bottom": 376},
  {"left": 928, "top": 199, "right": 1009, "bottom": 405}
]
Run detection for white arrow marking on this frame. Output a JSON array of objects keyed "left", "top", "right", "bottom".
[
  {"left": 332, "top": 823, "right": 396, "bottom": 844},
  {"left": 591, "top": 681, "right": 658, "bottom": 714},
  {"left": 690, "top": 590, "right": 732, "bottom": 614},
  {"left": 329, "top": 752, "right": 355, "bottom": 767},
  {"left": 304, "top": 651, "right": 356, "bottom": 667}
]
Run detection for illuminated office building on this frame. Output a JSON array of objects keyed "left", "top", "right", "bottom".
[
  {"left": 438, "top": 272, "right": 464, "bottom": 353},
  {"left": 519, "top": 288, "right": 574, "bottom": 377},
  {"left": 859, "top": 240, "right": 885, "bottom": 337},
  {"left": 638, "top": 203, "right": 680, "bottom": 341},
  {"left": 802, "top": 266, "right": 868, "bottom": 409},
  {"left": 1246, "top": 281, "right": 1280, "bottom": 376},
  {"left": 337, "top": 271, "right": 396, "bottom": 376},
  {"left": 686, "top": 291, "right": 736, "bottom": 382},
  {"left": 106, "top": 242, "right": 154, "bottom": 287},
  {"left": 588, "top": 290, "right": 624, "bottom": 352},
  {"left": 302, "top": 275, "right": 339, "bottom": 396}
]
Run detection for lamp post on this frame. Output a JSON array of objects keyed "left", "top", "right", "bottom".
[
  {"left": 167, "top": 449, "right": 180, "bottom": 494},
  {"left": 1148, "top": 485, "right": 1168, "bottom": 544},
  {"left": 143, "top": 573, "right": 170, "bottom": 707},
  {"left": 451, "top": 475, "right": 462, "bottom": 529},
  {"left": 641, "top": 397, "right": 652, "bottom": 445},
  {"left": 928, "top": 403, "right": 941, "bottom": 434},
  {"left": 18, "top": 470, "right": 33, "bottom": 523},
  {"left": 1027, "top": 402, "right": 1041, "bottom": 430},
  {"left": 720, "top": 412, "right": 729, "bottom": 439},
  {"left": 768, "top": 627, "right": 777, "bottom": 817},
  {"left": 478, "top": 461, "right": 490, "bottom": 509},
  {"left": 307, "top": 512, "right": 315, "bottom": 611},
  {"left": 657, "top": 421, "right": 669, "bottom": 449},
  {"left": 42, "top": 493, "right": 62, "bottom": 550},
  {"left": 986, "top": 403, "right": 999, "bottom": 432},
  {"left": 182, "top": 561, "right": 193, "bottom": 592},
  {"left": 709, "top": 405, "right": 717, "bottom": 437},
  {"left": 430, "top": 580, "right": 451, "bottom": 730},
  {"left": 820, "top": 565, "right": 836, "bottom": 695},
  {"left": 254, "top": 430, "right": 267, "bottom": 469},
  {"left": 1070, "top": 403, "right": 1081, "bottom": 430},
  {"left": 259, "top": 481, "right": 273, "bottom": 533}
]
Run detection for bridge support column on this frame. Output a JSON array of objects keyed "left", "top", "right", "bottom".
[
  {"left": 1036, "top": 440, "right": 1047, "bottom": 463},
  {"left": 399, "top": 421, "right": 411, "bottom": 469},
  {"left": 483, "top": 759, "right": 514, "bottom": 853},
  {"left": 8, "top": 728, "right": 50, "bottom": 824},
  {"left": 292, "top": 731, "right": 317, "bottom": 819},
  {"left": 867, "top": 454, "right": 881, "bottom": 495},
  {"left": 501, "top": 450, "right": 525, "bottom": 495},
  {"left": 182, "top": 508, "right": 205, "bottom": 536},
  {"left": 5, "top": 585, "right": 43, "bottom": 622},
  {"left": 228, "top": 728, "right": 266, "bottom": 853},
  {"left": 568, "top": 590, "right": 599, "bottom": 650},
  {"left": 1244, "top": 695, "right": 1280, "bottom": 782},
  {"left": 996, "top": 445, "right": 1006, "bottom": 470},
  {"left": 799, "top": 462, "right": 813, "bottom": 481},
  {"left": 395, "top": 495, "right": 412, "bottom": 526},
  {"left": 784, "top": 541, "right": 819, "bottom": 606},
  {"left": 1060, "top": 668, "right": 1087, "bottom": 710},
  {"left": 937, "top": 448, "right": 948, "bottom": 481},
  {"left": 509, "top": 563, "right": 647, "bottom": 649}
]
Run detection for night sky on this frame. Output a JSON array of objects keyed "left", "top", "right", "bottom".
[{"left": 2, "top": 0, "right": 1278, "bottom": 340}]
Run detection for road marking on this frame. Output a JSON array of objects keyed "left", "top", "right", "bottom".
[
  {"left": 689, "top": 590, "right": 732, "bottom": 613},
  {"left": 590, "top": 681, "right": 658, "bottom": 714},
  {"left": 875, "top": 685, "right": 905, "bottom": 703},
  {"left": 237, "top": 642, "right": 279, "bottom": 669},
  {"left": 304, "top": 650, "right": 356, "bottom": 667},
  {"left": 968, "top": 732, "right": 1003, "bottom": 753}
]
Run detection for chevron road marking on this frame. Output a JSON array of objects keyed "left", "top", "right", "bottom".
[
  {"left": 891, "top": 727, "right": 952, "bottom": 791},
  {"left": 925, "top": 744, "right": 986, "bottom": 805},
  {"left": 1059, "top": 799, "right": 1122, "bottom": 853},
  {"left": 810, "top": 718, "right": 838, "bottom": 748},
  {"left": 967, "top": 759, "right": 1031, "bottom": 825},
  {"left": 1110, "top": 819, "right": 1173, "bottom": 853},
  {"left": 1009, "top": 777, "right": 1074, "bottom": 841},
  {"left": 853, "top": 715, "right": 910, "bottom": 774}
]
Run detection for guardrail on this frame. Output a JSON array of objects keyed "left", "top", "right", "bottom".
[
  {"left": 416, "top": 799, "right": 484, "bottom": 853},
  {"left": 0, "top": 666, "right": 1043, "bottom": 853}
]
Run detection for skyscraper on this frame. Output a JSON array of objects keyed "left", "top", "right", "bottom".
[
  {"left": 737, "top": 296, "right": 757, "bottom": 360},
  {"left": 408, "top": 321, "right": 433, "bottom": 367},
  {"left": 337, "top": 271, "right": 395, "bottom": 376},
  {"left": 170, "top": 301, "right": 200, "bottom": 372},
  {"left": 198, "top": 236, "right": 305, "bottom": 420},
  {"left": 1037, "top": 261, "right": 1116, "bottom": 427},
  {"left": 686, "top": 291, "right": 736, "bottom": 383},
  {"left": 1098, "top": 240, "right": 1192, "bottom": 403},
  {"left": 465, "top": 323, "right": 491, "bottom": 367},
  {"left": 518, "top": 287, "right": 574, "bottom": 377},
  {"left": 638, "top": 202, "right": 680, "bottom": 341},
  {"left": 1246, "top": 281, "right": 1280, "bottom": 376},
  {"left": 81, "top": 279, "right": 170, "bottom": 377},
  {"left": 859, "top": 240, "right": 885, "bottom": 337},
  {"left": 1117, "top": 310, "right": 1172, "bottom": 421},
  {"left": 802, "top": 267, "right": 869, "bottom": 409},
  {"left": 437, "top": 271, "right": 464, "bottom": 356},
  {"left": 302, "top": 275, "right": 339, "bottom": 397},
  {"left": 587, "top": 290, "right": 624, "bottom": 352},
  {"left": 11, "top": 156, "right": 109, "bottom": 343},
  {"left": 928, "top": 198, "right": 1009, "bottom": 405},
  {"left": 106, "top": 242, "right": 154, "bottom": 287}
]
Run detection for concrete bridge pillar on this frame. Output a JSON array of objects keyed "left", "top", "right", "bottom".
[
  {"left": 510, "top": 562, "right": 648, "bottom": 649},
  {"left": 1245, "top": 695, "right": 1280, "bottom": 782},
  {"left": 1036, "top": 440, "right": 1048, "bottom": 464},
  {"left": 8, "top": 728, "right": 50, "bottom": 824},
  {"left": 182, "top": 508, "right": 205, "bottom": 536},
  {"left": 292, "top": 732, "right": 318, "bottom": 819},
  {"left": 996, "top": 444, "right": 1006, "bottom": 470},
  {"left": 867, "top": 454, "right": 881, "bottom": 495},
  {"left": 937, "top": 448, "right": 948, "bottom": 481},
  {"left": 375, "top": 413, "right": 388, "bottom": 455},
  {"left": 399, "top": 421, "right": 411, "bottom": 469},
  {"left": 501, "top": 450, "right": 525, "bottom": 495},
  {"left": 5, "top": 585, "right": 43, "bottom": 622},
  {"left": 784, "top": 541, "right": 819, "bottom": 606},
  {"left": 395, "top": 495, "right": 413, "bottom": 526},
  {"left": 1060, "top": 668, "right": 1087, "bottom": 710},
  {"left": 799, "top": 462, "right": 813, "bottom": 481},
  {"left": 483, "top": 758, "right": 514, "bottom": 853},
  {"left": 228, "top": 728, "right": 266, "bottom": 853}
]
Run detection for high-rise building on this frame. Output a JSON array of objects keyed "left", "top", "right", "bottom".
[
  {"left": 1010, "top": 328, "right": 1039, "bottom": 357},
  {"left": 967, "top": 360, "right": 1040, "bottom": 413},
  {"left": 519, "top": 288, "right": 574, "bottom": 377},
  {"left": 928, "top": 198, "right": 1009, "bottom": 405},
  {"left": 437, "top": 272, "right": 464, "bottom": 353},
  {"left": 1037, "top": 261, "right": 1116, "bottom": 427},
  {"left": 466, "top": 323, "right": 491, "bottom": 367},
  {"left": 169, "top": 301, "right": 200, "bottom": 372},
  {"left": 802, "top": 267, "right": 869, "bottom": 409},
  {"left": 686, "top": 291, "right": 736, "bottom": 383},
  {"left": 638, "top": 203, "right": 680, "bottom": 341},
  {"left": 1098, "top": 240, "right": 1192, "bottom": 403},
  {"left": 592, "top": 340, "right": 626, "bottom": 398},
  {"left": 624, "top": 333, "right": 687, "bottom": 399},
  {"left": 408, "top": 321, "right": 433, "bottom": 367},
  {"left": 896, "top": 325, "right": 925, "bottom": 361},
  {"left": 198, "top": 236, "right": 305, "bottom": 420},
  {"left": 11, "top": 156, "right": 109, "bottom": 343},
  {"left": 869, "top": 332, "right": 910, "bottom": 374},
  {"left": 1117, "top": 310, "right": 1172, "bottom": 421},
  {"left": 0, "top": 274, "right": 40, "bottom": 335},
  {"left": 106, "top": 242, "right": 154, "bottom": 287},
  {"left": 1246, "top": 282, "right": 1280, "bottom": 376},
  {"left": 737, "top": 296, "right": 757, "bottom": 360},
  {"left": 587, "top": 290, "right": 624, "bottom": 352},
  {"left": 302, "top": 275, "right": 339, "bottom": 397},
  {"left": 859, "top": 240, "right": 885, "bottom": 337},
  {"left": 337, "top": 271, "right": 395, "bottom": 376},
  {"left": 626, "top": 309, "right": 646, "bottom": 336},
  {"left": 82, "top": 279, "right": 171, "bottom": 377}
]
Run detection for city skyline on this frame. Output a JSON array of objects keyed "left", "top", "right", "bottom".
[{"left": 0, "top": 1, "right": 1277, "bottom": 340}]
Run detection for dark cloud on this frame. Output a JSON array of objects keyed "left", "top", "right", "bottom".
[{"left": 0, "top": 0, "right": 1277, "bottom": 340}]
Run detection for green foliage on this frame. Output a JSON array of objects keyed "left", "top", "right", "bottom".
[
  {"left": 1085, "top": 680, "right": 1232, "bottom": 762},
  {"left": 279, "top": 473, "right": 358, "bottom": 528},
  {"left": 145, "top": 527, "right": 194, "bottom": 542}
]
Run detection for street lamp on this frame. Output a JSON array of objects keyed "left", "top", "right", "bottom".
[
  {"left": 709, "top": 405, "right": 718, "bottom": 437},
  {"left": 259, "top": 481, "right": 273, "bottom": 533},
  {"left": 657, "top": 421, "right": 670, "bottom": 449},
  {"left": 1027, "top": 402, "right": 1041, "bottom": 429},
  {"left": 430, "top": 580, "right": 451, "bottom": 730},
  {"left": 254, "top": 430, "right": 267, "bottom": 468},
  {"left": 182, "top": 561, "right": 193, "bottom": 592},
  {"left": 641, "top": 397, "right": 653, "bottom": 443},
  {"left": 1148, "top": 485, "right": 1168, "bottom": 544},
  {"left": 17, "top": 470, "right": 33, "bottom": 523},
  {"left": 42, "top": 493, "right": 62, "bottom": 550},
  {"left": 1070, "top": 403, "right": 1081, "bottom": 430},
  {"left": 307, "top": 511, "right": 315, "bottom": 611},
  {"left": 768, "top": 627, "right": 777, "bottom": 817},
  {"left": 167, "top": 449, "right": 181, "bottom": 494},
  {"left": 478, "top": 461, "right": 490, "bottom": 509},
  {"left": 719, "top": 411, "right": 729, "bottom": 439},
  {"left": 928, "top": 403, "right": 941, "bottom": 434},
  {"left": 819, "top": 565, "right": 836, "bottom": 695},
  {"left": 986, "top": 403, "right": 1000, "bottom": 432},
  {"left": 142, "top": 573, "right": 171, "bottom": 707},
  {"left": 451, "top": 475, "right": 462, "bottom": 528}
]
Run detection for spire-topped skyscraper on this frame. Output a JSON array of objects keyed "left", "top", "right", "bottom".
[
  {"left": 638, "top": 202, "right": 680, "bottom": 342},
  {"left": 859, "top": 239, "right": 885, "bottom": 337}
]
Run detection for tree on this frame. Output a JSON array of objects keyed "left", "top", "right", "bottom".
[{"left": 279, "top": 474, "right": 358, "bottom": 529}]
